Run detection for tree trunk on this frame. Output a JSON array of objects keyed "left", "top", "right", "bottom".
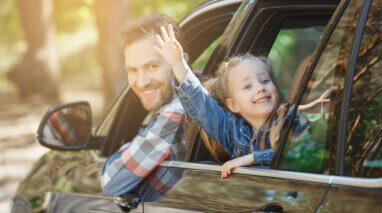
[
  {"left": 8, "top": 0, "right": 60, "bottom": 102},
  {"left": 94, "top": 0, "right": 129, "bottom": 107}
]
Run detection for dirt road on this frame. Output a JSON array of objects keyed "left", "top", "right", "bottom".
[
  {"left": 0, "top": 92, "right": 50, "bottom": 212},
  {"left": 0, "top": 78, "right": 104, "bottom": 212}
]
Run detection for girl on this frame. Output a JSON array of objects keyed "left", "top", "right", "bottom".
[{"left": 154, "top": 25, "right": 327, "bottom": 178}]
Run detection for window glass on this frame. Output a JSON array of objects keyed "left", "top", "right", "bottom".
[
  {"left": 344, "top": 0, "right": 382, "bottom": 178},
  {"left": 269, "top": 25, "right": 325, "bottom": 99},
  {"left": 191, "top": 36, "right": 221, "bottom": 71},
  {"left": 278, "top": 0, "right": 364, "bottom": 174}
]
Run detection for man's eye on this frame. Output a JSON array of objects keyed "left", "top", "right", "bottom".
[
  {"left": 147, "top": 64, "right": 158, "bottom": 70},
  {"left": 126, "top": 68, "right": 136, "bottom": 73}
]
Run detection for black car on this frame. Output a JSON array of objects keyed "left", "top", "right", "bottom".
[{"left": 11, "top": 0, "right": 382, "bottom": 212}]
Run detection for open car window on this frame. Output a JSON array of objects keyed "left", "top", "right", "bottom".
[{"left": 268, "top": 17, "right": 328, "bottom": 101}]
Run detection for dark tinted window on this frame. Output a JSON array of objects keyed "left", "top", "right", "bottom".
[
  {"left": 278, "top": 0, "right": 364, "bottom": 174},
  {"left": 344, "top": 0, "right": 382, "bottom": 178}
]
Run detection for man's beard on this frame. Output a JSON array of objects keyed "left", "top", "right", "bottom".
[{"left": 139, "top": 84, "right": 174, "bottom": 111}]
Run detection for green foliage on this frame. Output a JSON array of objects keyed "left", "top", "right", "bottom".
[
  {"left": 30, "top": 199, "right": 43, "bottom": 208},
  {"left": 53, "top": 0, "right": 94, "bottom": 34},
  {"left": 0, "top": 0, "right": 23, "bottom": 45},
  {"left": 269, "top": 29, "right": 296, "bottom": 77},
  {"left": 281, "top": 117, "right": 328, "bottom": 173}
]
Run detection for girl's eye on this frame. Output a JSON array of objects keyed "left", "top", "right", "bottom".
[
  {"left": 262, "top": 79, "right": 270, "bottom": 83},
  {"left": 244, "top": 84, "right": 252, "bottom": 90}
]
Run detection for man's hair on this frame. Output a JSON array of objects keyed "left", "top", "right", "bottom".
[{"left": 121, "top": 12, "right": 185, "bottom": 49}]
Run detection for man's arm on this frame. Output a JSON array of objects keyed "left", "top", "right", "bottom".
[{"left": 101, "top": 101, "right": 186, "bottom": 196}]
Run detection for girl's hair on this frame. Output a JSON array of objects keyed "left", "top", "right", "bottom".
[
  {"left": 213, "top": 53, "right": 290, "bottom": 150},
  {"left": 199, "top": 77, "right": 231, "bottom": 162}
]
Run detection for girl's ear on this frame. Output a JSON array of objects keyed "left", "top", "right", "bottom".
[{"left": 226, "top": 98, "right": 239, "bottom": 113}]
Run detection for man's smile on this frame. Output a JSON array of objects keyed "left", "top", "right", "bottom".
[{"left": 142, "top": 88, "right": 157, "bottom": 95}]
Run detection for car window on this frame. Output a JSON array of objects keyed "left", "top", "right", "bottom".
[
  {"left": 192, "top": 36, "right": 221, "bottom": 71},
  {"left": 344, "top": 0, "right": 382, "bottom": 178},
  {"left": 269, "top": 23, "right": 326, "bottom": 100},
  {"left": 278, "top": 0, "right": 364, "bottom": 174}
]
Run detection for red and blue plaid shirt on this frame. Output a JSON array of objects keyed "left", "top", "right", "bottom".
[{"left": 101, "top": 96, "right": 187, "bottom": 197}]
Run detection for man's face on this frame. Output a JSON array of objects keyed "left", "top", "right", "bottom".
[{"left": 125, "top": 37, "right": 174, "bottom": 111}]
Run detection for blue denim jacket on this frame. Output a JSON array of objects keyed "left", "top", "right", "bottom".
[{"left": 174, "top": 70, "right": 308, "bottom": 166}]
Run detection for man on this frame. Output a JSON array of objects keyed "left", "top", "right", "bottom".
[{"left": 101, "top": 13, "right": 188, "bottom": 197}]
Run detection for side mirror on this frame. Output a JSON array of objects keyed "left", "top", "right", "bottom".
[{"left": 37, "top": 101, "right": 103, "bottom": 150}]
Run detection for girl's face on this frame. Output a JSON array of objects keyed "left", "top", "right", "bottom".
[{"left": 225, "top": 60, "right": 279, "bottom": 127}]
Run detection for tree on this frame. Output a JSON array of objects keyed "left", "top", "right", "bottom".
[
  {"left": 94, "top": 0, "right": 129, "bottom": 105},
  {"left": 8, "top": 0, "right": 60, "bottom": 102}
]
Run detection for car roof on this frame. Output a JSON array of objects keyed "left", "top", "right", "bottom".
[{"left": 180, "top": 0, "right": 242, "bottom": 27}]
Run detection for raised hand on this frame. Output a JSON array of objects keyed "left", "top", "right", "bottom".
[
  {"left": 154, "top": 24, "right": 189, "bottom": 83},
  {"left": 154, "top": 24, "right": 185, "bottom": 67}
]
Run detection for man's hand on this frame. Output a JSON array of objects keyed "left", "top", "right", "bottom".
[
  {"left": 221, "top": 154, "right": 255, "bottom": 178},
  {"left": 154, "top": 24, "right": 189, "bottom": 83}
]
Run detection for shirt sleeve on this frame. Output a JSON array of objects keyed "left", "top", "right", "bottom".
[
  {"left": 252, "top": 149, "right": 274, "bottom": 166},
  {"left": 101, "top": 109, "right": 186, "bottom": 197},
  {"left": 173, "top": 70, "right": 234, "bottom": 151}
]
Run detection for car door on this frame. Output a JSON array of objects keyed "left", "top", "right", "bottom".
[
  {"left": 312, "top": 0, "right": 382, "bottom": 211},
  {"left": 142, "top": 0, "right": 342, "bottom": 212},
  {"left": 273, "top": 0, "right": 382, "bottom": 211}
]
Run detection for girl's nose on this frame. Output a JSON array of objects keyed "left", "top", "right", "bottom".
[{"left": 255, "top": 83, "right": 266, "bottom": 94}]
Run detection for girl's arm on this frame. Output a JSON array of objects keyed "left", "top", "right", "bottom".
[
  {"left": 297, "top": 89, "right": 330, "bottom": 111},
  {"left": 222, "top": 154, "right": 254, "bottom": 178},
  {"left": 222, "top": 149, "right": 274, "bottom": 178},
  {"left": 154, "top": 25, "right": 234, "bottom": 150}
]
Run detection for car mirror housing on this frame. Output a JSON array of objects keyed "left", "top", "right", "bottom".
[{"left": 37, "top": 101, "right": 103, "bottom": 151}]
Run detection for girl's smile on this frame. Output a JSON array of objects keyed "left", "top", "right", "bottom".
[{"left": 253, "top": 95, "right": 271, "bottom": 104}]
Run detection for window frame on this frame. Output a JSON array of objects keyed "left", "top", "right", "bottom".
[{"left": 338, "top": 0, "right": 373, "bottom": 176}]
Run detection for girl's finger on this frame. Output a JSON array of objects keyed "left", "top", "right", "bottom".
[
  {"left": 160, "top": 26, "right": 170, "bottom": 42},
  {"left": 174, "top": 40, "right": 183, "bottom": 52},
  {"left": 155, "top": 35, "right": 165, "bottom": 48},
  {"left": 168, "top": 24, "right": 175, "bottom": 41}
]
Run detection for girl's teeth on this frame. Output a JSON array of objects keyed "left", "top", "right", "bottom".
[{"left": 256, "top": 97, "right": 269, "bottom": 103}]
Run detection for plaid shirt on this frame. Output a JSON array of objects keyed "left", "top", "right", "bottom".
[{"left": 101, "top": 96, "right": 187, "bottom": 197}]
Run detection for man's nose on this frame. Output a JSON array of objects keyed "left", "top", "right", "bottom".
[{"left": 137, "top": 70, "right": 152, "bottom": 88}]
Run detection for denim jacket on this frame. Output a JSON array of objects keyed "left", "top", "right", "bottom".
[{"left": 174, "top": 70, "right": 309, "bottom": 166}]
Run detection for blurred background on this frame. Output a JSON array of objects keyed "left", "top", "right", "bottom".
[{"left": 0, "top": 0, "right": 204, "bottom": 211}]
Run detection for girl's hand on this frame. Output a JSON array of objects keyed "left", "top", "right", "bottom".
[
  {"left": 221, "top": 154, "right": 254, "bottom": 178},
  {"left": 297, "top": 88, "right": 331, "bottom": 111},
  {"left": 154, "top": 24, "right": 189, "bottom": 83},
  {"left": 154, "top": 24, "right": 185, "bottom": 67}
]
